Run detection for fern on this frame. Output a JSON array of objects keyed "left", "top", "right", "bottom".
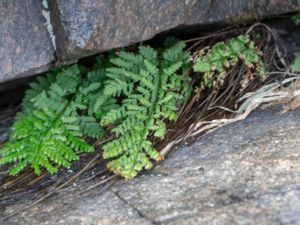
[
  {"left": 291, "top": 54, "right": 300, "bottom": 72},
  {"left": 0, "top": 108, "right": 92, "bottom": 175},
  {"left": 292, "top": 12, "right": 300, "bottom": 25},
  {"left": 0, "top": 59, "right": 116, "bottom": 175},
  {"left": 193, "top": 35, "right": 265, "bottom": 90},
  {"left": 101, "top": 40, "right": 192, "bottom": 178}
]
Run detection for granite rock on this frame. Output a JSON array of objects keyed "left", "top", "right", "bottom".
[
  {"left": 0, "top": 0, "right": 55, "bottom": 82},
  {"left": 1, "top": 0, "right": 300, "bottom": 82},
  {"left": 3, "top": 106, "right": 300, "bottom": 225},
  {"left": 50, "top": 0, "right": 300, "bottom": 61}
]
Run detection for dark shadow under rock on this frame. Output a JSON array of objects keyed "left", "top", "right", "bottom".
[{"left": 2, "top": 105, "right": 300, "bottom": 225}]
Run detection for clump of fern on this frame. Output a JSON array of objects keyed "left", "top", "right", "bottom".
[
  {"left": 193, "top": 35, "right": 265, "bottom": 91},
  {"left": 101, "top": 40, "right": 192, "bottom": 178},
  {"left": 0, "top": 58, "right": 117, "bottom": 175}
]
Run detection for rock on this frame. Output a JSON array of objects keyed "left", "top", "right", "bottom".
[
  {"left": 0, "top": 0, "right": 55, "bottom": 82},
  {"left": 50, "top": 0, "right": 300, "bottom": 61},
  {"left": 3, "top": 105, "right": 300, "bottom": 225},
  {"left": 0, "top": 0, "right": 299, "bottom": 82}
]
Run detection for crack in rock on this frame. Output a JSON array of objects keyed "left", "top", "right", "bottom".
[{"left": 112, "top": 191, "right": 160, "bottom": 225}]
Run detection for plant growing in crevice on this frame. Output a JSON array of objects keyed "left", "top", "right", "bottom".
[
  {"left": 101, "top": 40, "right": 192, "bottom": 178},
  {"left": 193, "top": 35, "right": 265, "bottom": 91},
  {"left": 0, "top": 34, "right": 268, "bottom": 179},
  {"left": 0, "top": 59, "right": 117, "bottom": 175}
]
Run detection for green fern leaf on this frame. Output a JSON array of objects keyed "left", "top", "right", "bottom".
[
  {"left": 101, "top": 40, "right": 192, "bottom": 178},
  {"left": 1, "top": 63, "right": 113, "bottom": 176},
  {"left": 193, "top": 35, "right": 265, "bottom": 90},
  {"left": 0, "top": 108, "right": 93, "bottom": 175}
]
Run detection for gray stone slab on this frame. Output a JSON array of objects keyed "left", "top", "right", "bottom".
[
  {"left": 0, "top": 0, "right": 299, "bottom": 83},
  {"left": 3, "top": 106, "right": 300, "bottom": 225},
  {"left": 0, "top": 0, "right": 55, "bottom": 82},
  {"left": 49, "top": 0, "right": 300, "bottom": 61}
]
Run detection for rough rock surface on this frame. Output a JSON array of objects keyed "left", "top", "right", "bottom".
[
  {"left": 3, "top": 105, "right": 300, "bottom": 225},
  {"left": 0, "top": 0, "right": 55, "bottom": 82},
  {"left": 50, "top": 0, "right": 300, "bottom": 61},
  {"left": 1, "top": 0, "right": 300, "bottom": 82}
]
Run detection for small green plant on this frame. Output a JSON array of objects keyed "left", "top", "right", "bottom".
[
  {"left": 101, "top": 41, "right": 192, "bottom": 178},
  {"left": 291, "top": 54, "right": 300, "bottom": 72},
  {"left": 292, "top": 12, "right": 300, "bottom": 25},
  {"left": 193, "top": 35, "right": 265, "bottom": 90},
  {"left": 0, "top": 59, "right": 117, "bottom": 175}
]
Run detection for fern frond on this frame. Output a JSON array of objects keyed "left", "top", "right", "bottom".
[
  {"left": 0, "top": 108, "right": 93, "bottom": 175},
  {"left": 101, "top": 40, "right": 192, "bottom": 178},
  {"left": 1, "top": 63, "right": 113, "bottom": 175},
  {"left": 193, "top": 35, "right": 265, "bottom": 90}
]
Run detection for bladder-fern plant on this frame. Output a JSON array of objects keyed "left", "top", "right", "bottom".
[
  {"left": 193, "top": 35, "right": 265, "bottom": 90},
  {"left": 0, "top": 58, "right": 117, "bottom": 175},
  {"left": 101, "top": 41, "right": 192, "bottom": 178}
]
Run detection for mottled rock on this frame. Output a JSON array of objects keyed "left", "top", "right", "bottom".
[
  {"left": 50, "top": 0, "right": 300, "bottom": 61},
  {"left": 3, "top": 106, "right": 300, "bottom": 225},
  {"left": 1, "top": 0, "right": 299, "bottom": 82},
  {"left": 0, "top": 0, "right": 55, "bottom": 82}
]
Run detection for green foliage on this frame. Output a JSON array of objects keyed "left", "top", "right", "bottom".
[
  {"left": 16, "top": 74, "right": 56, "bottom": 119},
  {"left": 291, "top": 54, "right": 300, "bottom": 72},
  {"left": 0, "top": 108, "right": 92, "bottom": 175},
  {"left": 0, "top": 35, "right": 269, "bottom": 179},
  {"left": 0, "top": 59, "right": 116, "bottom": 176},
  {"left": 292, "top": 12, "right": 300, "bottom": 25},
  {"left": 101, "top": 41, "right": 192, "bottom": 178},
  {"left": 0, "top": 40, "right": 192, "bottom": 178},
  {"left": 193, "top": 35, "right": 265, "bottom": 90}
]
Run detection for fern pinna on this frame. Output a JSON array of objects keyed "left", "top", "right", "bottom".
[
  {"left": 101, "top": 41, "right": 192, "bottom": 178},
  {"left": 0, "top": 59, "right": 116, "bottom": 175}
]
